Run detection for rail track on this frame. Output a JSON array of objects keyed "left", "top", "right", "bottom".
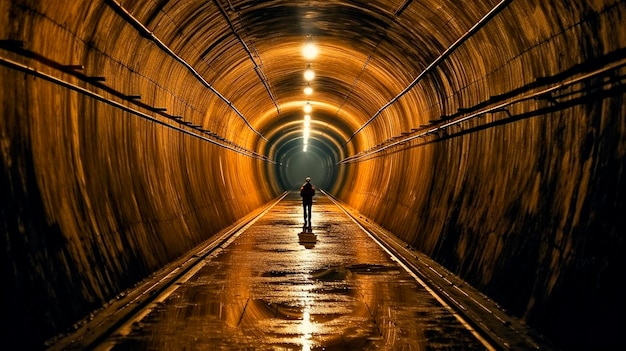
[
  {"left": 49, "top": 191, "right": 549, "bottom": 350},
  {"left": 324, "top": 190, "right": 550, "bottom": 351}
]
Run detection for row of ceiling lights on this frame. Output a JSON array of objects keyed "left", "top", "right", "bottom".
[{"left": 302, "top": 37, "right": 318, "bottom": 152}]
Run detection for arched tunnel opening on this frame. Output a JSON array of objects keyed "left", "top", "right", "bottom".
[
  {"left": 1, "top": 1, "right": 626, "bottom": 349},
  {"left": 261, "top": 103, "right": 354, "bottom": 191},
  {"left": 276, "top": 142, "right": 335, "bottom": 190}
]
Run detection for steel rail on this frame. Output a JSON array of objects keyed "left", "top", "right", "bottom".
[
  {"left": 46, "top": 192, "right": 289, "bottom": 351},
  {"left": 339, "top": 59, "right": 626, "bottom": 164},
  {"left": 323, "top": 191, "right": 496, "bottom": 351},
  {"left": 345, "top": 0, "right": 512, "bottom": 144},
  {"left": 48, "top": 190, "right": 551, "bottom": 350},
  {"left": 0, "top": 56, "right": 275, "bottom": 163},
  {"left": 323, "top": 190, "right": 550, "bottom": 351},
  {"left": 105, "top": 0, "right": 268, "bottom": 142}
]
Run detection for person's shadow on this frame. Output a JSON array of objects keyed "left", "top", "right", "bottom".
[{"left": 298, "top": 228, "right": 316, "bottom": 249}]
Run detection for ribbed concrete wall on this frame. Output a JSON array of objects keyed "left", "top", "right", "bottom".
[
  {"left": 1, "top": 0, "right": 625, "bottom": 350},
  {"left": 0, "top": 2, "right": 278, "bottom": 348},
  {"left": 337, "top": 2, "right": 626, "bottom": 349}
]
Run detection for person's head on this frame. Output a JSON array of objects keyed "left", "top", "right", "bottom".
[{"left": 305, "top": 177, "right": 311, "bottom": 183}]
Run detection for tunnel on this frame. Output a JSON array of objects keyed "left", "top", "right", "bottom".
[{"left": 1, "top": 0, "right": 625, "bottom": 349}]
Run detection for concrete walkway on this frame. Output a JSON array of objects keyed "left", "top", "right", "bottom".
[{"left": 102, "top": 192, "right": 487, "bottom": 350}]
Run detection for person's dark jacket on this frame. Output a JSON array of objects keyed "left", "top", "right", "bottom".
[{"left": 300, "top": 182, "right": 315, "bottom": 205}]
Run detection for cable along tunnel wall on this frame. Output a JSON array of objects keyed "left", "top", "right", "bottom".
[
  {"left": 335, "top": 2, "right": 626, "bottom": 349},
  {"left": 0, "top": 1, "right": 279, "bottom": 348}
]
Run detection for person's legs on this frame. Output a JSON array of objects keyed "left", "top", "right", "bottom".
[
  {"left": 303, "top": 202, "right": 308, "bottom": 226},
  {"left": 306, "top": 204, "right": 312, "bottom": 228}
]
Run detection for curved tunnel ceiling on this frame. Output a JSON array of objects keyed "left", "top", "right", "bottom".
[{"left": 114, "top": 0, "right": 509, "bottom": 188}]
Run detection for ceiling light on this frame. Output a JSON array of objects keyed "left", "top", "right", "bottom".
[
  {"left": 304, "top": 64, "right": 315, "bottom": 81},
  {"left": 304, "top": 83, "right": 313, "bottom": 95},
  {"left": 303, "top": 101, "right": 312, "bottom": 113},
  {"left": 302, "top": 41, "right": 318, "bottom": 60}
]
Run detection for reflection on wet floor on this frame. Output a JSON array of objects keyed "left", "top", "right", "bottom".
[{"left": 105, "top": 193, "right": 486, "bottom": 350}]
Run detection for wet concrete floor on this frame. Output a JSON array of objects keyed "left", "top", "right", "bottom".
[{"left": 102, "top": 193, "right": 487, "bottom": 350}]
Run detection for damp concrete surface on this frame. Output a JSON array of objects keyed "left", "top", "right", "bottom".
[{"left": 102, "top": 193, "right": 486, "bottom": 350}]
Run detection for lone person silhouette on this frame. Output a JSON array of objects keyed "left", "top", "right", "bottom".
[{"left": 300, "top": 177, "right": 315, "bottom": 230}]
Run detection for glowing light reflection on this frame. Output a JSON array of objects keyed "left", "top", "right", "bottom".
[
  {"left": 296, "top": 243, "right": 316, "bottom": 350},
  {"left": 299, "top": 305, "right": 314, "bottom": 351}
]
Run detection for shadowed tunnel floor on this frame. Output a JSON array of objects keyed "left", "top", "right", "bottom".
[{"left": 100, "top": 193, "right": 486, "bottom": 350}]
